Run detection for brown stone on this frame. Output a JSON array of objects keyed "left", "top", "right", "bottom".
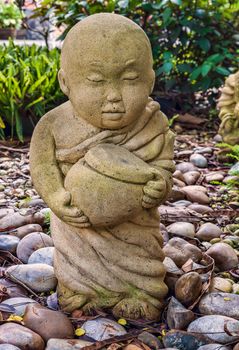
[
  {"left": 175, "top": 272, "right": 202, "bottom": 306},
  {"left": 0, "top": 323, "right": 44, "bottom": 350},
  {"left": 206, "top": 243, "right": 238, "bottom": 271},
  {"left": 23, "top": 304, "right": 74, "bottom": 342},
  {"left": 182, "top": 186, "right": 210, "bottom": 204},
  {"left": 163, "top": 237, "right": 202, "bottom": 267},
  {"left": 30, "top": 13, "right": 175, "bottom": 320},
  {"left": 196, "top": 223, "right": 223, "bottom": 241}
]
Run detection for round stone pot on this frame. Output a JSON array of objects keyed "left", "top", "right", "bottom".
[{"left": 64, "top": 143, "right": 156, "bottom": 226}]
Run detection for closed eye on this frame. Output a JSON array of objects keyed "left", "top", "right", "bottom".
[
  {"left": 87, "top": 74, "right": 105, "bottom": 83},
  {"left": 122, "top": 74, "right": 139, "bottom": 81},
  {"left": 87, "top": 77, "right": 104, "bottom": 83}
]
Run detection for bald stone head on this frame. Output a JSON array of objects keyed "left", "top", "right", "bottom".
[{"left": 59, "top": 13, "right": 155, "bottom": 130}]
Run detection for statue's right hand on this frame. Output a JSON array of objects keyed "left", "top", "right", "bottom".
[{"left": 49, "top": 188, "right": 90, "bottom": 228}]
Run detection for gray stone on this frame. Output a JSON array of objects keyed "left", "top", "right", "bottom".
[
  {"left": 167, "top": 222, "right": 195, "bottom": 238},
  {"left": 82, "top": 317, "right": 126, "bottom": 341},
  {"left": 198, "top": 345, "right": 231, "bottom": 350},
  {"left": 213, "top": 134, "right": 222, "bottom": 142},
  {"left": 205, "top": 173, "right": 225, "bottom": 183},
  {"left": 0, "top": 235, "right": 20, "bottom": 253},
  {"left": 16, "top": 232, "right": 53, "bottom": 263},
  {"left": 196, "top": 223, "right": 223, "bottom": 241},
  {"left": 199, "top": 292, "right": 239, "bottom": 320},
  {"left": 194, "top": 147, "right": 213, "bottom": 155},
  {"left": 190, "top": 154, "right": 208, "bottom": 168},
  {"left": 0, "top": 345, "right": 21, "bottom": 350},
  {"left": 187, "top": 315, "right": 239, "bottom": 344},
  {"left": 28, "top": 247, "right": 54, "bottom": 266},
  {"left": 0, "top": 297, "right": 38, "bottom": 316},
  {"left": 163, "top": 330, "right": 208, "bottom": 350},
  {"left": 46, "top": 339, "right": 93, "bottom": 350},
  {"left": 176, "top": 162, "right": 197, "bottom": 173},
  {"left": 172, "top": 200, "right": 192, "bottom": 207},
  {"left": 167, "top": 297, "right": 194, "bottom": 330},
  {"left": 6, "top": 264, "right": 57, "bottom": 292}
]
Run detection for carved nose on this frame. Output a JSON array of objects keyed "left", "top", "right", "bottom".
[{"left": 106, "top": 90, "right": 122, "bottom": 102}]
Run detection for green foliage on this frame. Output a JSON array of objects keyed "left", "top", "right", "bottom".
[
  {"left": 0, "top": 40, "right": 64, "bottom": 141},
  {"left": 30, "top": 0, "right": 239, "bottom": 109},
  {"left": 0, "top": 0, "right": 22, "bottom": 29}
]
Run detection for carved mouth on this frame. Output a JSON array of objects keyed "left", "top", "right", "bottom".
[{"left": 101, "top": 112, "right": 125, "bottom": 121}]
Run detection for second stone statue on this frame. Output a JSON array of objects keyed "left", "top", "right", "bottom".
[{"left": 30, "top": 13, "right": 175, "bottom": 320}]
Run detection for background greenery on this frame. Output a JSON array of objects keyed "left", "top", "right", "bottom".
[{"left": 0, "top": 0, "right": 239, "bottom": 140}]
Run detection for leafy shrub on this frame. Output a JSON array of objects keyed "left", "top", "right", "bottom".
[
  {"left": 0, "top": 40, "right": 64, "bottom": 141},
  {"left": 29, "top": 0, "right": 239, "bottom": 110},
  {"left": 0, "top": 0, "right": 22, "bottom": 29}
]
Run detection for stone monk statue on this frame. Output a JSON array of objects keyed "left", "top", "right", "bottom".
[{"left": 30, "top": 13, "right": 175, "bottom": 320}]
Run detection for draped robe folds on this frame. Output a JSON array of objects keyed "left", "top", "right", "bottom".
[{"left": 50, "top": 99, "right": 175, "bottom": 315}]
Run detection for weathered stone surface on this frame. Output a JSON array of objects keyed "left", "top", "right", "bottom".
[
  {"left": 210, "top": 277, "right": 233, "bottom": 293},
  {"left": 0, "top": 235, "right": 19, "bottom": 253},
  {"left": 206, "top": 243, "right": 238, "bottom": 271},
  {"left": 82, "top": 318, "right": 126, "bottom": 341},
  {"left": 29, "top": 13, "right": 175, "bottom": 319},
  {"left": 196, "top": 223, "right": 223, "bottom": 241},
  {"left": 188, "top": 204, "right": 213, "bottom": 214},
  {"left": 176, "top": 162, "right": 197, "bottom": 173},
  {"left": 199, "top": 292, "right": 239, "bottom": 319},
  {"left": 175, "top": 272, "right": 202, "bottom": 306},
  {"left": 6, "top": 264, "right": 57, "bottom": 292},
  {"left": 205, "top": 172, "right": 225, "bottom": 183},
  {"left": 217, "top": 71, "right": 239, "bottom": 145},
  {"left": 9, "top": 224, "right": 43, "bottom": 239},
  {"left": 0, "top": 323, "right": 44, "bottom": 350},
  {"left": 23, "top": 303, "right": 74, "bottom": 342},
  {"left": 188, "top": 315, "right": 239, "bottom": 344},
  {"left": 167, "top": 222, "right": 195, "bottom": 238},
  {"left": 163, "top": 237, "right": 202, "bottom": 267},
  {"left": 182, "top": 186, "right": 210, "bottom": 204},
  {"left": 137, "top": 331, "right": 163, "bottom": 349},
  {"left": 0, "top": 345, "right": 21, "bottom": 350},
  {"left": 167, "top": 297, "right": 194, "bottom": 330},
  {"left": 45, "top": 339, "right": 93, "bottom": 350},
  {"left": 0, "top": 297, "right": 37, "bottom": 316},
  {"left": 0, "top": 278, "right": 28, "bottom": 299},
  {"left": 233, "top": 343, "right": 239, "bottom": 350},
  {"left": 198, "top": 345, "right": 231, "bottom": 350},
  {"left": 28, "top": 246, "right": 54, "bottom": 266},
  {"left": 183, "top": 171, "right": 200, "bottom": 185},
  {"left": 190, "top": 154, "right": 208, "bottom": 168},
  {"left": 163, "top": 330, "right": 208, "bottom": 350},
  {"left": 16, "top": 232, "right": 53, "bottom": 263}
]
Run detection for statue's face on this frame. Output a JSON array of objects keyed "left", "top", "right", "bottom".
[{"left": 64, "top": 40, "right": 155, "bottom": 129}]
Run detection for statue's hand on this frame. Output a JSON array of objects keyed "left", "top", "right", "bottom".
[
  {"left": 49, "top": 188, "right": 90, "bottom": 228},
  {"left": 142, "top": 178, "right": 166, "bottom": 209}
]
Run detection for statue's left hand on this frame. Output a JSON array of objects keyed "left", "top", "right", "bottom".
[{"left": 142, "top": 178, "right": 166, "bottom": 209}]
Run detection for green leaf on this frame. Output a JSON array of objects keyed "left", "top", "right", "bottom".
[
  {"left": 163, "top": 51, "right": 172, "bottom": 60},
  {"left": 215, "top": 66, "right": 231, "bottom": 76},
  {"left": 190, "top": 67, "right": 201, "bottom": 81},
  {"left": 163, "top": 62, "right": 173, "bottom": 74},
  {"left": 170, "top": 0, "right": 182, "bottom": 5},
  {"left": 201, "top": 63, "right": 212, "bottom": 77},
  {"left": 15, "top": 110, "right": 23, "bottom": 143},
  {"left": 198, "top": 38, "right": 211, "bottom": 52},
  {"left": 162, "top": 8, "right": 172, "bottom": 24}
]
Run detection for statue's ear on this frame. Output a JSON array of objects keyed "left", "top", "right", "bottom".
[
  {"left": 150, "top": 70, "right": 155, "bottom": 94},
  {"left": 58, "top": 69, "right": 70, "bottom": 96}
]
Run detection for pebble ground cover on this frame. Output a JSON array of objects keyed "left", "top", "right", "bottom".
[{"left": 0, "top": 130, "right": 238, "bottom": 350}]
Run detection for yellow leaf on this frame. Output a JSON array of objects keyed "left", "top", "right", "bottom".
[
  {"left": 0, "top": 116, "right": 5, "bottom": 129},
  {"left": 75, "top": 328, "right": 86, "bottom": 336},
  {"left": 118, "top": 318, "right": 127, "bottom": 326},
  {"left": 7, "top": 315, "right": 23, "bottom": 322},
  {"left": 224, "top": 297, "right": 231, "bottom": 301},
  {"left": 161, "top": 329, "right": 167, "bottom": 337}
]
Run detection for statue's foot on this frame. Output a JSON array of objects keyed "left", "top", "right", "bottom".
[
  {"left": 82, "top": 295, "right": 122, "bottom": 315},
  {"left": 112, "top": 297, "right": 161, "bottom": 321}
]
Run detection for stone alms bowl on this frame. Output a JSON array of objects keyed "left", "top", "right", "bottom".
[{"left": 64, "top": 143, "right": 156, "bottom": 227}]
